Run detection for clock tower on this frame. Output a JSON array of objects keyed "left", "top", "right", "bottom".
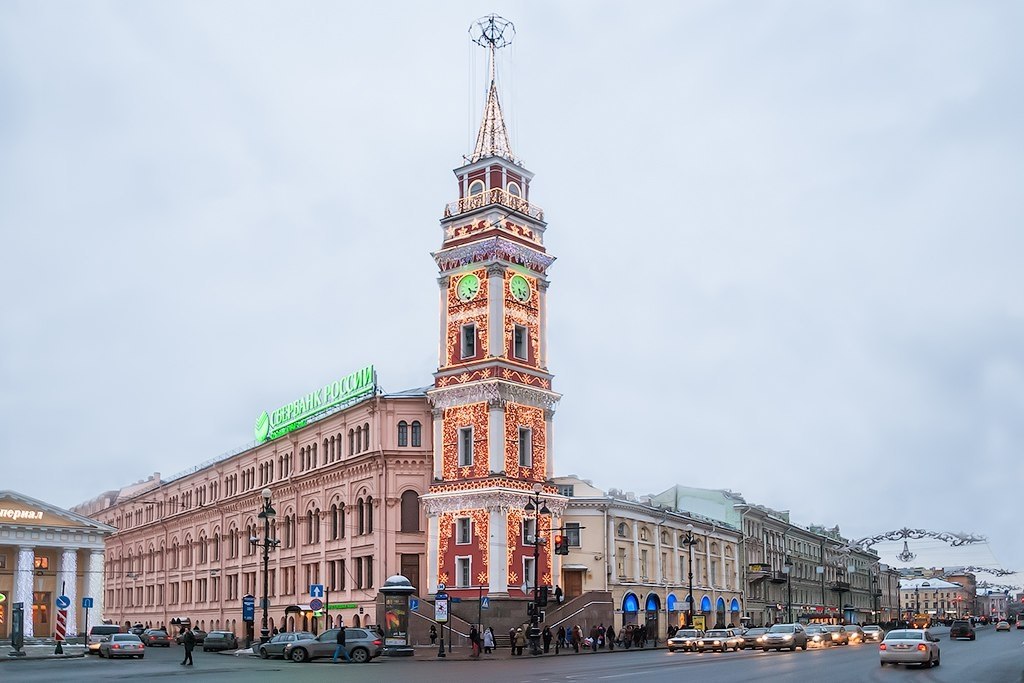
[{"left": 422, "top": 16, "right": 565, "bottom": 600}]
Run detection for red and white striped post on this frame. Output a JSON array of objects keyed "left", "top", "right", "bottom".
[{"left": 54, "top": 608, "right": 67, "bottom": 654}]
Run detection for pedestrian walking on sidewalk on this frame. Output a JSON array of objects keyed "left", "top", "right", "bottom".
[
  {"left": 556, "top": 625, "right": 565, "bottom": 654},
  {"left": 470, "top": 626, "right": 481, "bottom": 659},
  {"left": 607, "top": 626, "right": 616, "bottom": 651},
  {"left": 332, "top": 625, "right": 351, "bottom": 663},
  {"left": 509, "top": 626, "right": 517, "bottom": 654},
  {"left": 179, "top": 627, "right": 195, "bottom": 666},
  {"left": 513, "top": 627, "right": 527, "bottom": 656},
  {"left": 429, "top": 624, "right": 437, "bottom": 646},
  {"left": 483, "top": 626, "right": 494, "bottom": 654},
  {"left": 572, "top": 625, "right": 582, "bottom": 653},
  {"left": 542, "top": 625, "right": 552, "bottom": 653}
]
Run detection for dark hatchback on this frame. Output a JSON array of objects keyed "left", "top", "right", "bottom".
[{"left": 949, "top": 620, "right": 975, "bottom": 640}]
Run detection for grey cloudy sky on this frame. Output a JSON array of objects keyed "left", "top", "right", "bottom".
[{"left": 2, "top": 2, "right": 1022, "bottom": 585}]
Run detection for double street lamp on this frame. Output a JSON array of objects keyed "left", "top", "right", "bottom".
[
  {"left": 524, "top": 483, "right": 551, "bottom": 655},
  {"left": 681, "top": 524, "right": 698, "bottom": 628},
  {"left": 249, "top": 488, "right": 279, "bottom": 644}
]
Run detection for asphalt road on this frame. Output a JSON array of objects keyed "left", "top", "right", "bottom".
[{"left": 5, "top": 625, "right": 1023, "bottom": 682}]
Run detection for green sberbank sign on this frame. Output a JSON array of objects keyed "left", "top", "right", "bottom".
[{"left": 255, "top": 365, "right": 376, "bottom": 443}]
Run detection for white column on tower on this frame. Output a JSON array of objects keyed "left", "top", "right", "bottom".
[
  {"left": 426, "top": 514, "right": 439, "bottom": 593},
  {"left": 487, "top": 264, "right": 504, "bottom": 357},
  {"left": 432, "top": 408, "right": 444, "bottom": 479},
  {"left": 487, "top": 508, "right": 509, "bottom": 596},
  {"left": 544, "top": 408, "right": 555, "bottom": 479},
  {"left": 538, "top": 279, "right": 549, "bottom": 368},
  {"left": 58, "top": 548, "right": 78, "bottom": 636},
  {"left": 14, "top": 546, "right": 35, "bottom": 638},
  {"left": 488, "top": 400, "right": 505, "bottom": 472},
  {"left": 438, "top": 276, "right": 450, "bottom": 367}
]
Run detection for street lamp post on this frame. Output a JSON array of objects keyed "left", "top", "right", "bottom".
[
  {"left": 249, "top": 488, "right": 278, "bottom": 644},
  {"left": 783, "top": 557, "right": 793, "bottom": 623},
  {"left": 524, "top": 483, "right": 551, "bottom": 656},
  {"left": 681, "top": 524, "right": 697, "bottom": 628}
]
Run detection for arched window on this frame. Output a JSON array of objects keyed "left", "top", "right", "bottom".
[
  {"left": 313, "top": 508, "right": 321, "bottom": 543},
  {"left": 507, "top": 181, "right": 521, "bottom": 197},
  {"left": 411, "top": 421, "right": 422, "bottom": 447},
  {"left": 363, "top": 423, "right": 370, "bottom": 451},
  {"left": 617, "top": 523, "right": 628, "bottom": 538},
  {"left": 331, "top": 504, "right": 339, "bottom": 539},
  {"left": 357, "top": 497, "right": 365, "bottom": 535},
  {"left": 339, "top": 506, "right": 346, "bottom": 539},
  {"left": 398, "top": 421, "right": 408, "bottom": 447},
  {"left": 365, "top": 496, "right": 373, "bottom": 534},
  {"left": 212, "top": 533, "right": 219, "bottom": 561},
  {"left": 469, "top": 179, "right": 485, "bottom": 195},
  {"left": 400, "top": 490, "right": 419, "bottom": 532},
  {"left": 306, "top": 510, "right": 314, "bottom": 545},
  {"left": 349, "top": 429, "right": 354, "bottom": 455}
]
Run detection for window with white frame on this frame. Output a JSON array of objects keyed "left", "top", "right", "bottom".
[
  {"left": 461, "top": 324, "right": 476, "bottom": 358},
  {"left": 518, "top": 427, "right": 532, "bottom": 467},
  {"left": 468, "top": 179, "right": 485, "bottom": 195},
  {"left": 522, "top": 517, "right": 536, "bottom": 546},
  {"left": 565, "top": 522, "right": 581, "bottom": 547},
  {"left": 513, "top": 325, "right": 528, "bottom": 360},
  {"left": 523, "top": 556, "right": 536, "bottom": 589},
  {"left": 456, "top": 517, "right": 472, "bottom": 545},
  {"left": 456, "top": 556, "right": 471, "bottom": 587},
  {"left": 458, "top": 427, "right": 473, "bottom": 466}
]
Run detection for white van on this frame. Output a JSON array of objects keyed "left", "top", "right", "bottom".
[{"left": 87, "top": 624, "right": 122, "bottom": 653}]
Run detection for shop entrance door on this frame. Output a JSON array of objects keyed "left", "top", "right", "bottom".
[
  {"left": 33, "top": 591, "right": 51, "bottom": 637},
  {"left": 563, "top": 570, "right": 583, "bottom": 600}
]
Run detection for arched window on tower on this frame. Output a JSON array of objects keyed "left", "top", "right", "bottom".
[
  {"left": 507, "top": 181, "right": 521, "bottom": 197},
  {"left": 469, "top": 179, "right": 485, "bottom": 195},
  {"left": 398, "top": 421, "right": 408, "bottom": 447},
  {"left": 411, "top": 421, "right": 422, "bottom": 447},
  {"left": 400, "top": 491, "right": 419, "bottom": 532}
]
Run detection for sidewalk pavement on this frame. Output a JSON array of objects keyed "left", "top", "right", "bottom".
[{"left": 0, "top": 644, "right": 86, "bottom": 661}]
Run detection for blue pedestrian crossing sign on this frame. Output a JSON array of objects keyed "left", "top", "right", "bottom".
[
  {"left": 481, "top": 597, "right": 490, "bottom": 610},
  {"left": 410, "top": 598, "right": 419, "bottom": 612},
  {"left": 310, "top": 584, "right": 325, "bottom": 599}
]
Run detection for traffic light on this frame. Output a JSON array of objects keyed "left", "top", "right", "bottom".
[
  {"left": 555, "top": 534, "right": 569, "bottom": 555},
  {"left": 538, "top": 585, "right": 548, "bottom": 606}
]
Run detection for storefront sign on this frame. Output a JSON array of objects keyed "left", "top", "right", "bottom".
[
  {"left": 254, "top": 365, "right": 376, "bottom": 443},
  {"left": 747, "top": 563, "right": 770, "bottom": 573},
  {"left": 327, "top": 602, "right": 358, "bottom": 610}
]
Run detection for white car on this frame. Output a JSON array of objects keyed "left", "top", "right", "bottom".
[
  {"left": 667, "top": 629, "right": 703, "bottom": 652},
  {"left": 879, "top": 629, "right": 940, "bottom": 668}
]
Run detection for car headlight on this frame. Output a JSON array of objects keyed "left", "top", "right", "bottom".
[
  {"left": 713, "top": 640, "right": 720, "bottom": 645},
  {"left": 783, "top": 634, "right": 792, "bottom": 641},
  {"left": 757, "top": 636, "right": 765, "bottom": 642}
]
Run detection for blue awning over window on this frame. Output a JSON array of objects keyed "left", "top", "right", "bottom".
[
  {"left": 623, "top": 594, "right": 639, "bottom": 613},
  {"left": 700, "top": 596, "right": 712, "bottom": 612},
  {"left": 730, "top": 598, "right": 740, "bottom": 612},
  {"left": 667, "top": 594, "right": 677, "bottom": 611},
  {"left": 717, "top": 597, "right": 726, "bottom": 611},
  {"left": 646, "top": 594, "right": 660, "bottom": 611}
]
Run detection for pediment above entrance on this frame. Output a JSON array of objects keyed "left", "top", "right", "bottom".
[{"left": 0, "top": 490, "right": 116, "bottom": 533}]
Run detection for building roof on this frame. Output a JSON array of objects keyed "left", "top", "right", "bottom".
[{"left": 899, "top": 577, "right": 963, "bottom": 590}]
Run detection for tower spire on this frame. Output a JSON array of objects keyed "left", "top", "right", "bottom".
[{"left": 469, "top": 14, "right": 516, "bottom": 164}]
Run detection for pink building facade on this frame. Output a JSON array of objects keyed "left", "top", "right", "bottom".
[{"left": 73, "top": 383, "right": 432, "bottom": 636}]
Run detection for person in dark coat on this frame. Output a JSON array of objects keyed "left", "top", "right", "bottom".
[
  {"left": 179, "top": 627, "right": 195, "bottom": 666},
  {"left": 542, "top": 625, "right": 552, "bottom": 653},
  {"left": 429, "top": 624, "right": 437, "bottom": 645},
  {"left": 606, "top": 625, "right": 616, "bottom": 651},
  {"left": 555, "top": 625, "right": 565, "bottom": 654},
  {"left": 332, "top": 625, "right": 351, "bottom": 663}
]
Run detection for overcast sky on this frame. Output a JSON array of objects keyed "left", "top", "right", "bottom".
[{"left": 2, "top": 1, "right": 1021, "bottom": 588}]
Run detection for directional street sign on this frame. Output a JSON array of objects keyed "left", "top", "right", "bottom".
[
  {"left": 481, "top": 597, "right": 490, "bottom": 610},
  {"left": 310, "top": 584, "right": 325, "bottom": 599},
  {"left": 82, "top": 597, "right": 93, "bottom": 609},
  {"left": 309, "top": 598, "right": 323, "bottom": 611},
  {"left": 410, "top": 598, "right": 419, "bottom": 612},
  {"left": 55, "top": 595, "right": 71, "bottom": 610}
]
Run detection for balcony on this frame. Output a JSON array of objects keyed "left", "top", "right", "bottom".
[
  {"left": 830, "top": 581, "right": 851, "bottom": 592},
  {"left": 768, "top": 571, "right": 788, "bottom": 584},
  {"left": 444, "top": 187, "right": 545, "bottom": 222}
]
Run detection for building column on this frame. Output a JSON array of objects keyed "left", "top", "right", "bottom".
[
  {"left": 438, "top": 276, "right": 450, "bottom": 367},
  {"left": 58, "top": 548, "right": 78, "bottom": 636},
  {"left": 14, "top": 546, "right": 34, "bottom": 638},
  {"left": 487, "top": 264, "right": 504, "bottom": 357},
  {"left": 607, "top": 515, "right": 616, "bottom": 586},
  {"left": 488, "top": 400, "right": 505, "bottom": 472},
  {"left": 426, "top": 514, "right": 439, "bottom": 594},
  {"left": 432, "top": 408, "right": 444, "bottom": 480},
  {"left": 538, "top": 280, "right": 549, "bottom": 368},
  {"left": 654, "top": 528, "right": 663, "bottom": 584},
  {"left": 87, "top": 550, "right": 105, "bottom": 631},
  {"left": 544, "top": 408, "right": 555, "bottom": 479},
  {"left": 487, "top": 509, "right": 509, "bottom": 596}
]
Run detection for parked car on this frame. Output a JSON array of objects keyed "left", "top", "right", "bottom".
[
  {"left": 87, "top": 624, "right": 123, "bottom": 654},
  {"left": 804, "top": 625, "right": 832, "bottom": 648},
  {"left": 1017, "top": 619, "right": 1024, "bottom": 630},
  {"left": 822, "top": 625, "right": 849, "bottom": 645},
  {"left": 879, "top": 629, "right": 941, "bottom": 668},
  {"left": 762, "top": 623, "right": 807, "bottom": 651},
  {"left": 738, "top": 627, "right": 769, "bottom": 649},
  {"left": 862, "top": 625, "right": 884, "bottom": 642},
  {"left": 694, "top": 629, "right": 742, "bottom": 652},
  {"left": 996, "top": 621, "right": 1011, "bottom": 632},
  {"left": 140, "top": 629, "right": 172, "bottom": 647},
  {"left": 666, "top": 629, "right": 703, "bottom": 652},
  {"left": 129, "top": 623, "right": 146, "bottom": 636},
  {"left": 843, "top": 625, "right": 866, "bottom": 644},
  {"left": 177, "top": 628, "right": 207, "bottom": 644},
  {"left": 258, "top": 631, "right": 316, "bottom": 659},
  {"left": 202, "top": 631, "right": 239, "bottom": 652},
  {"left": 949, "top": 620, "right": 975, "bottom": 640},
  {"left": 283, "top": 628, "right": 383, "bottom": 663},
  {"left": 98, "top": 633, "right": 145, "bottom": 659}
]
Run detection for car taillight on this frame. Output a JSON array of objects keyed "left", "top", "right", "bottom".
[
  {"left": 917, "top": 644, "right": 927, "bottom": 652},
  {"left": 879, "top": 643, "right": 887, "bottom": 650},
  {"left": 373, "top": 639, "right": 382, "bottom": 646},
  {"left": 113, "top": 644, "right": 120, "bottom": 649}
]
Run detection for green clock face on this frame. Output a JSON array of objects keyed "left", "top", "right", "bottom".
[
  {"left": 456, "top": 273, "right": 481, "bottom": 302},
  {"left": 509, "top": 274, "right": 531, "bottom": 302}
]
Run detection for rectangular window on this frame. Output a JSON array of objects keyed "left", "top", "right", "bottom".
[
  {"left": 523, "top": 557, "right": 536, "bottom": 589},
  {"left": 556, "top": 484, "right": 574, "bottom": 498},
  {"left": 518, "top": 427, "right": 532, "bottom": 467},
  {"left": 461, "top": 324, "right": 476, "bottom": 359},
  {"left": 640, "top": 549, "right": 648, "bottom": 581},
  {"left": 456, "top": 518, "right": 472, "bottom": 545},
  {"left": 513, "top": 324, "right": 528, "bottom": 360},
  {"left": 456, "top": 557, "right": 471, "bottom": 588},
  {"left": 565, "top": 522, "right": 581, "bottom": 547},
  {"left": 617, "top": 547, "right": 627, "bottom": 577},
  {"left": 522, "top": 517, "right": 536, "bottom": 546},
  {"left": 458, "top": 427, "right": 473, "bottom": 466}
]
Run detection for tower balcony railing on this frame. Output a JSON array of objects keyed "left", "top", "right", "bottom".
[{"left": 444, "top": 187, "right": 545, "bottom": 221}]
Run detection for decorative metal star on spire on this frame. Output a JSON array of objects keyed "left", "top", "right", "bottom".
[{"left": 468, "top": 14, "right": 517, "bottom": 164}]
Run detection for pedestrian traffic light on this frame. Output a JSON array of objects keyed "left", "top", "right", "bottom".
[
  {"left": 538, "top": 586, "right": 548, "bottom": 606},
  {"left": 555, "top": 534, "right": 569, "bottom": 555}
]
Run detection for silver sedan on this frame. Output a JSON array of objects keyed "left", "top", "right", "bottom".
[
  {"left": 98, "top": 633, "right": 145, "bottom": 659},
  {"left": 879, "top": 629, "right": 941, "bottom": 668},
  {"left": 258, "top": 631, "right": 316, "bottom": 659}
]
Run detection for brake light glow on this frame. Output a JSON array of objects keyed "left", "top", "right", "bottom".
[
  {"left": 373, "top": 639, "right": 382, "bottom": 646},
  {"left": 917, "top": 644, "right": 927, "bottom": 651},
  {"left": 113, "top": 644, "right": 120, "bottom": 649},
  {"left": 879, "top": 643, "right": 887, "bottom": 650}
]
